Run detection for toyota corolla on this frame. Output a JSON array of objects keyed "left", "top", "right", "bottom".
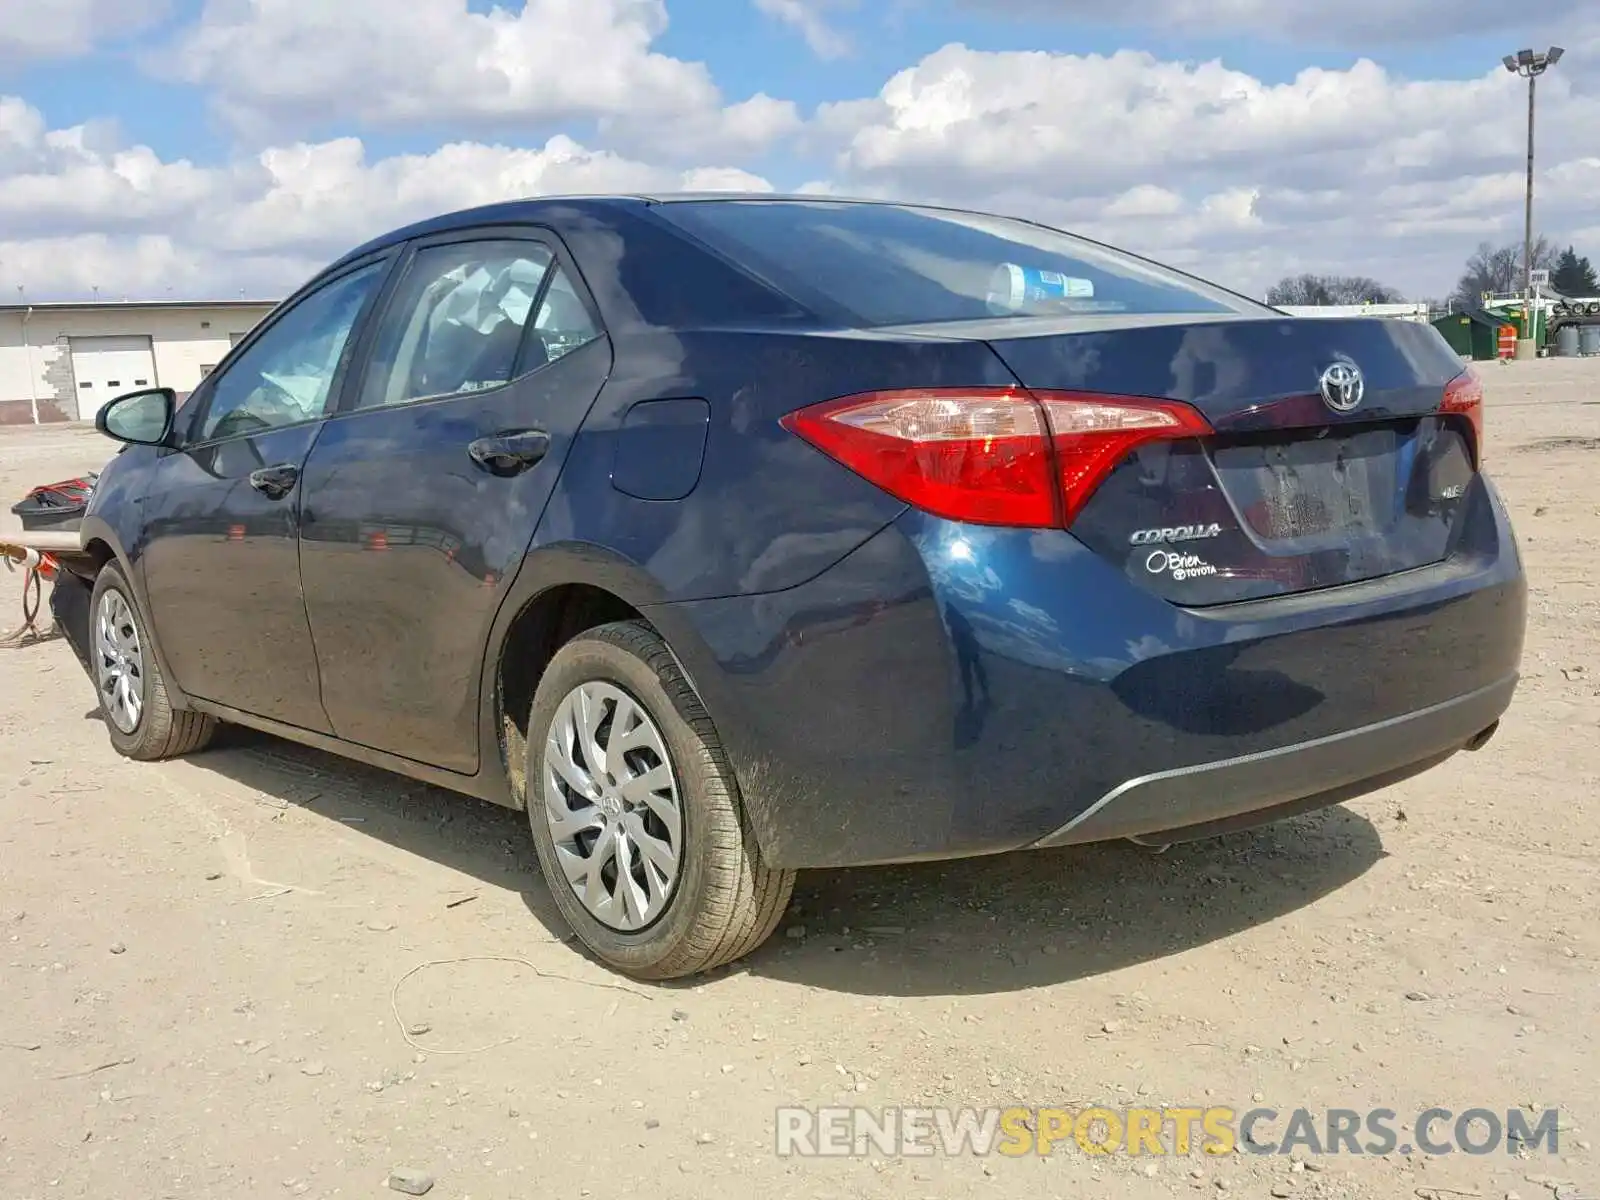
[{"left": 50, "top": 195, "right": 1526, "bottom": 980}]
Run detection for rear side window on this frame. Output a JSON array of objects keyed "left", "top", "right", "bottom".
[
  {"left": 656, "top": 200, "right": 1264, "bottom": 327},
  {"left": 357, "top": 241, "right": 554, "bottom": 411},
  {"left": 528, "top": 266, "right": 601, "bottom": 364}
]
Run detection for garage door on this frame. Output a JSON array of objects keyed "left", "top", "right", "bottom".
[{"left": 69, "top": 335, "right": 157, "bottom": 422}]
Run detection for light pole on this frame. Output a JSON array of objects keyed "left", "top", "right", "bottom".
[{"left": 1503, "top": 46, "right": 1563, "bottom": 357}]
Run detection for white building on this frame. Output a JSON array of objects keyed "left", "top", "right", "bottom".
[
  {"left": 0, "top": 300, "right": 279, "bottom": 426},
  {"left": 1276, "top": 302, "right": 1432, "bottom": 323}
]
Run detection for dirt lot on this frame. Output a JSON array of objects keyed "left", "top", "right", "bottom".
[{"left": 2, "top": 360, "right": 1596, "bottom": 1200}]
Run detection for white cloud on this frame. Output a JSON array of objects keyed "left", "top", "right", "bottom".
[
  {"left": 1103, "top": 185, "right": 1184, "bottom": 219},
  {"left": 154, "top": 0, "right": 801, "bottom": 158},
  {"left": 827, "top": 50, "right": 1548, "bottom": 189},
  {"left": 599, "top": 92, "right": 800, "bottom": 161},
  {"left": 680, "top": 166, "right": 777, "bottom": 192},
  {"left": 754, "top": 0, "right": 853, "bottom": 58},
  {"left": 0, "top": 0, "right": 168, "bottom": 63},
  {"left": 810, "top": 44, "right": 1600, "bottom": 297},
  {"left": 959, "top": 0, "right": 1592, "bottom": 47},
  {"left": 8, "top": 10, "right": 1600, "bottom": 305},
  {"left": 0, "top": 233, "right": 308, "bottom": 302},
  {"left": 0, "top": 98, "right": 214, "bottom": 238},
  {"left": 0, "top": 96, "right": 774, "bottom": 300}
]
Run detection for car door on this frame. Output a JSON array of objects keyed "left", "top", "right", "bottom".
[
  {"left": 296, "top": 228, "right": 612, "bottom": 770},
  {"left": 137, "top": 256, "right": 393, "bottom": 728}
]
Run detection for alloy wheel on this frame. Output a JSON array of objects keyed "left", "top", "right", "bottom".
[
  {"left": 542, "top": 681, "right": 683, "bottom": 931},
  {"left": 95, "top": 588, "right": 145, "bottom": 734}
]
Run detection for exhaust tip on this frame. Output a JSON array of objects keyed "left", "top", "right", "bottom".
[{"left": 1464, "top": 720, "right": 1500, "bottom": 752}]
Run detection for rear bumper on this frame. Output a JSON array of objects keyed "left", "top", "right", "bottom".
[
  {"left": 648, "top": 475, "right": 1526, "bottom": 869},
  {"left": 1034, "top": 674, "right": 1513, "bottom": 848}
]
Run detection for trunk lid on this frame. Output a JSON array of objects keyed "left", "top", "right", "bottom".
[{"left": 978, "top": 314, "right": 1477, "bottom": 605}]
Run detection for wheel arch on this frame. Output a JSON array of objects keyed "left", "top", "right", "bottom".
[
  {"left": 66, "top": 518, "right": 197, "bottom": 713},
  {"left": 70, "top": 516, "right": 125, "bottom": 583},
  {"left": 478, "top": 542, "right": 717, "bottom": 811}
]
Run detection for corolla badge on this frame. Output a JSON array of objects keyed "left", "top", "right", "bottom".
[
  {"left": 1129, "top": 524, "right": 1222, "bottom": 545},
  {"left": 1319, "top": 361, "right": 1365, "bottom": 413}
]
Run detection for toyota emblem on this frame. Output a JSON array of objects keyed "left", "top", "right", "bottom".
[{"left": 1319, "top": 362, "right": 1365, "bottom": 413}]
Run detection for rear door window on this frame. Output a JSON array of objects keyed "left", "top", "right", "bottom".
[
  {"left": 528, "top": 265, "right": 602, "bottom": 365},
  {"left": 355, "top": 241, "right": 555, "bottom": 411}
]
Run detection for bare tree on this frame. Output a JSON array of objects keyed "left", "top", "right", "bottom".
[
  {"left": 1452, "top": 237, "right": 1560, "bottom": 307},
  {"left": 1266, "top": 274, "right": 1404, "bottom": 306}
]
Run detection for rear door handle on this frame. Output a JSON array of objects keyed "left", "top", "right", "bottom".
[
  {"left": 468, "top": 429, "right": 550, "bottom": 476},
  {"left": 248, "top": 463, "right": 299, "bottom": 499}
]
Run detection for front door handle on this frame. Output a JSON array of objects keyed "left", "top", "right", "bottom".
[
  {"left": 248, "top": 463, "right": 299, "bottom": 499},
  {"left": 468, "top": 429, "right": 550, "bottom": 476}
]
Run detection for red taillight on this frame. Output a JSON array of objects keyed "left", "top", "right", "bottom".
[
  {"left": 780, "top": 389, "right": 1058, "bottom": 526},
  {"left": 1034, "top": 392, "right": 1213, "bottom": 524},
  {"left": 1441, "top": 370, "right": 1484, "bottom": 463},
  {"left": 780, "top": 387, "right": 1213, "bottom": 529}
]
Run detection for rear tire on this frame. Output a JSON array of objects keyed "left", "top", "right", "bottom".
[
  {"left": 525, "top": 620, "right": 794, "bottom": 980},
  {"left": 89, "top": 561, "right": 217, "bottom": 761}
]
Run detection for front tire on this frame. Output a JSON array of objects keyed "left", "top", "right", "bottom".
[
  {"left": 525, "top": 620, "right": 794, "bottom": 980},
  {"left": 89, "top": 562, "right": 217, "bottom": 761}
]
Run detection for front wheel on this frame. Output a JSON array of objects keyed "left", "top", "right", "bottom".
[
  {"left": 525, "top": 621, "right": 794, "bottom": 980},
  {"left": 89, "top": 562, "right": 217, "bottom": 761}
]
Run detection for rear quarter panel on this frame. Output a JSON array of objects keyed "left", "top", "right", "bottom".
[
  {"left": 532, "top": 327, "right": 1021, "bottom": 600},
  {"left": 533, "top": 199, "right": 1018, "bottom": 598}
]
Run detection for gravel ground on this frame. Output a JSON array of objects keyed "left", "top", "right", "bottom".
[{"left": 1, "top": 358, "right": 1596, "bottom": 1200}]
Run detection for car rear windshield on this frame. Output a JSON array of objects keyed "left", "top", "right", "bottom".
[{"left": 654, "top": 199, "right": 1263, "bottom": 327}]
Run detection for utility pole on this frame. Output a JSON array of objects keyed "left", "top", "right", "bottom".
[{"left": 1503, "top": 46, "right": 1563, "bottom": 359}]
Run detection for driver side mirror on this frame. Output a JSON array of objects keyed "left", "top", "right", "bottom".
[{"left": 96, "top": 387, "right": 176, "bottom": 446}]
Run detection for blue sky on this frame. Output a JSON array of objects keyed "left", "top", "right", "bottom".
[
  {"left": 9, "top": 0, "right": 1550, "bottom": 161},
  {"left": 1, "top": 0, "right": 1596, "bottom": 301}
]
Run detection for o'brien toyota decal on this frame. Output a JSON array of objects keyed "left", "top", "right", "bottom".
[
  {"left": 1129, "top": 524, "right": 1223, "bottom": 545},
  {"left": 1145, "top": 550, "right": 1219, "bottom": 582}
]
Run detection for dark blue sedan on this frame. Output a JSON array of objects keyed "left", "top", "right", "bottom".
[{"left": 52, "top": 194, "right": 1525, "bottom": 979}]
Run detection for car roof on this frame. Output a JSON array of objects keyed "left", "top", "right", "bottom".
[{"left": 330, "top": 192, "right": 904, "bottom": 270}]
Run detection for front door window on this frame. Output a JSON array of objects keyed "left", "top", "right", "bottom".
[{"left": 197, "top": 262, "right": 387, "bottom": 442}]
